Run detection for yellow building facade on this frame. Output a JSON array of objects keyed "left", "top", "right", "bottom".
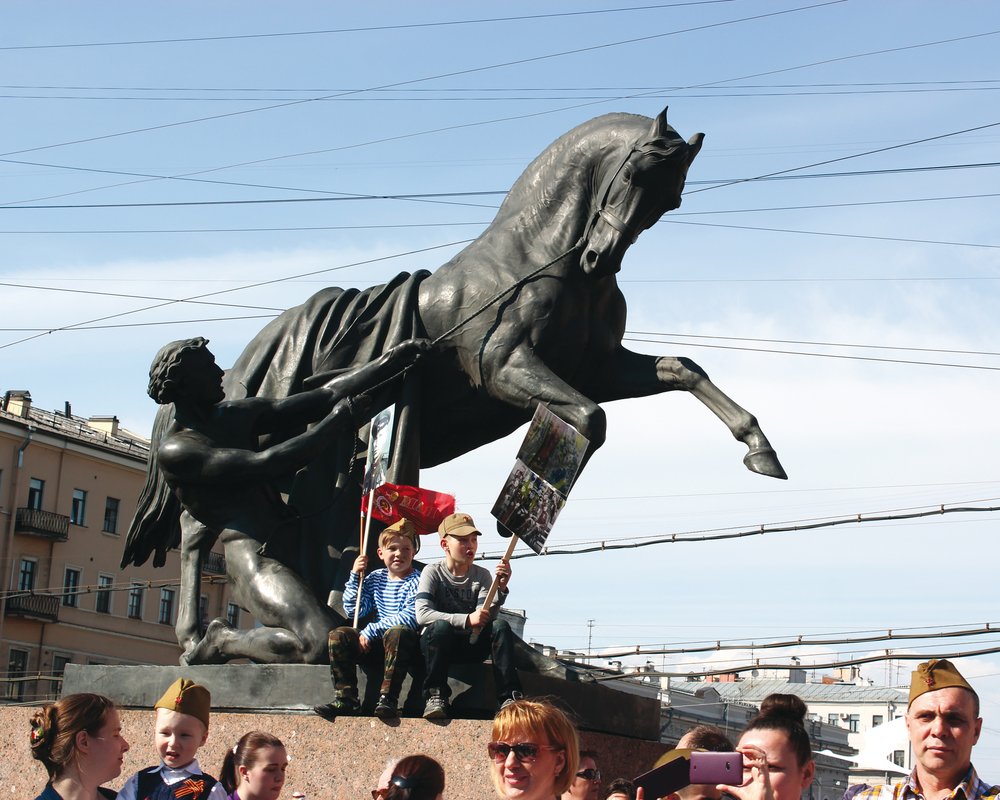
[{"left": 0, "top": 390, "right": 241, "bottom": 702}]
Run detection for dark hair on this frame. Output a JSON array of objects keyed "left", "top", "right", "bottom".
[
  {"left": 606, "top": 778, "right": 636, "bottom": 799},
  {"left": 30, "top": 693, "right": 116, "bottom": 779},
  {"left": 680, "top": 724, "right": 734, "bottom": 752},
  {"left": 384, "top": 754, "right": 445, "bottom": 800},
  {"left": 147, "top": 337, "right": 210, "bottom": 404},
  {"left": 580, "top": 749, "right": 600, "bottom": 763},
  {"left": 220, "top": 731, "right": 286, "bottom": 793},
  {"left": 742, "top": 694, "right": 812, "bottom": 767}
]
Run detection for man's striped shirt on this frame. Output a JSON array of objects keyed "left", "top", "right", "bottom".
[{"left": 849, "top": 767, "right": 1000, "bottom": 800}]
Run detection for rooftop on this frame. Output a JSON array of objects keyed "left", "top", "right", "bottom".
[{"left": 693, "top": 678, "right": 908, "bottom": 704}]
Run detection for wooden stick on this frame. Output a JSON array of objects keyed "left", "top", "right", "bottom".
[
  {"left": 469, "top": 534, "right": 518, "bottom": 644},
  {"left": 353, "top": 486, "right": 376, "bottom": 628}
]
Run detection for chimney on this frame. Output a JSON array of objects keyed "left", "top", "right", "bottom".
[
  {"left": 88, "top": 415, "right": 120, "bottom": 437},
  {"left": 4, "top": 390, "right": 32, "bottom": 418}
]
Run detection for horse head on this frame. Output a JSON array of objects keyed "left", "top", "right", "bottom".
[{"left": 581, "top": 107, "right": 704, "bottom": 277}]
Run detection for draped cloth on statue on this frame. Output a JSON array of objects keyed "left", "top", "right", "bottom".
[{"left": 222, "top": 269, "right": 431, "bottom": 596}]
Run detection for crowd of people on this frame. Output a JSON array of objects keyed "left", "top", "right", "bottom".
[{"left": 28, "top": 658, "right": 997, "bottom": 800}]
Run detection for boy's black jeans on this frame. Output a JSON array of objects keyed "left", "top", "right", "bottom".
[{"left": 420, "top": 617, "right": 522, "bottom": 703}]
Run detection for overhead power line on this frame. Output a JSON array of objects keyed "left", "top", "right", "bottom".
[
  {"left": 0, "top": 1, "right": 740, "bottom": 50},
  {"left": 574, "top": 623, "right": 1000, "bottom": 660},
  {"left": 595, "top": 645, "right": 1000, "bottom": 681},
  {"left": 478, "top": 500, "right": 1000, "bottom": 560}
]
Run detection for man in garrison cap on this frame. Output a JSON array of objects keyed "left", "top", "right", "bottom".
[{"left": 846, "top": 659, "right": 998, "bottom": 800}]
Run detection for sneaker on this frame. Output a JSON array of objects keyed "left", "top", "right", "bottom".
[
  {"left": 422, "top": 692, "right": 449, "bottom": 720},
  {"left": 313, "top": 696, "right": 360, "bottom": 721},
  {"left": 499, "top": 691, "right": 524, "bottom": 710},
  {"left": 373, "top": 694, "right": 398, "bottom": 719}
]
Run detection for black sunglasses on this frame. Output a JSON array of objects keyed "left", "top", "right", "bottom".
[
  {"left": 577, "top": 768, "right": 601, "bottom": 781},
  {"left": 487, "top": 741, "right": 562, "bottom": 763}
]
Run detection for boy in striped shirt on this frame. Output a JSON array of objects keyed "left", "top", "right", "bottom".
[{"left": 314, "top": 518, "right": 422, "bottom": 720}]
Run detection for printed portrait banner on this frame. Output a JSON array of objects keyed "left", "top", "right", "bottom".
[
  {"left": 492, "top": 404, "right": 588, "bottom": 553},
  {"left": 361, "top": 405, "right": 395, "bottom": 495},
  {"left": 516, "top": 403, "right": 589, "bottom": 495},
  {"left": 361, "top": 483, "right": 456, "bottom": 535}
]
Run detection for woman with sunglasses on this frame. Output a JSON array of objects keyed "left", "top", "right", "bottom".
[
  {"left": 488, "top": 698, "right": 579, "bottom": 800},
  {"left": 372, "top": 754, "right": 444, "bottom": 800}
]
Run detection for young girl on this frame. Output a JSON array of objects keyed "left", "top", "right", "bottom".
[
  {"left": 219, "top": 732, "right": 288, "bottom": 800},
  {"left": 29, "top": 693, "right": 131, "bottom": 800}
]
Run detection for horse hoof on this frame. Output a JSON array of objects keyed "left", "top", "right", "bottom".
[{"left": 744, "top": 448, "right": 787, "bottom": 480}]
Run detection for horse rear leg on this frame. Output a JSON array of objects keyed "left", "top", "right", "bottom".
[{"left": 657, "top": 356, "right": 787, "bottom": 479}]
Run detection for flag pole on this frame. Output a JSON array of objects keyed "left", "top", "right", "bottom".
[
  {"left": 470, "top": 534, "right": 518, "bottom": 644},
  {"left": 354, "top": 485, "right": 376, "bottom": 628}
]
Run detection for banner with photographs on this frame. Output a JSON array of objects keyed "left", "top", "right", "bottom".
[
  {"left": 362, "top": 405, "right": 395, "bottom": 495},
  {"left": 491, "top": 404, "right": 589, "bottom": 554}
]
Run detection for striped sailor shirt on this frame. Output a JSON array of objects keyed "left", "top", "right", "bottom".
[{"left": 342, "top": 567, "right": 421, "bottom": 641}]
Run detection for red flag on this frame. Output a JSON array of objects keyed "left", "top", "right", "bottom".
[{"left": 362, "top": 483, "right": 456, "bottom": 535}]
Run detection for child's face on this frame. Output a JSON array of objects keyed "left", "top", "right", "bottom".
[
  {"left": 239, "top": 745, "right": 288, "bottom": 800},
  {"left": 378, "top": 534, "right": 415, "bottom": 576},
  {"left": 154, "top": 708, "right": 208, "bottom": 770},
  {"left": 441, "top": 532, "right": 478, "bottom": 565}
]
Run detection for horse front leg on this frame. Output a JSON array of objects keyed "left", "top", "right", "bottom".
[{"left": 597, "top": 348, "right": 787, "bottom": 480}]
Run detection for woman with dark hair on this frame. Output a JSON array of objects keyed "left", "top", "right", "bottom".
[
  {"left": 489, "top": 698, "right": 579, "bottom": 800},
  {"left": 219, "top": 732, "right": 288, "bottom": 800},
  {"left": 29, "top": 693, "right": 130, "bottom": 800},
  {"left": 727, "top": 694, "right": 816, "bottom": 800},
  {"left": 372, "top": 754, "right": 444, "bottom": 800}
]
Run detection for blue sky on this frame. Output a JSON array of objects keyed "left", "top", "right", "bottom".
[{"left": 3, "top": 0, "right": 1000, "bottom": 770}]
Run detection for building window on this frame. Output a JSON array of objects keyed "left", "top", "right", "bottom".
[
  {"left": 63, "top": 568, "right": 81, "bottom": 607},
  {"left": 127, "top": 583, "right": 144, "bottom": 619},
  {"left": 96, "top": 574, "right": 113, "bottom": 614},
  {"left": 18, "top": 558, "right": 37, "bottom": 592},
  {"left": 159, "top": 588, "right": 175, "bottom": 625},
  {"left": 52, "top": 654, "right": 72, "bottom": 677},
  {"left": 226, "top": 603, "right": 240, "bottom": 627},
  {"left": 199, "top": 595, "right": 209, "bottom": 628},
  {"left": 847, "top": 714, "right": 860, "bottom": 733},
  {"left": 827, "top": 714, "right": 839, "bottom": 726},
  {"left": 873, "top": 714, "right": 884, "bottom": 727},
  {"left": 892, "top": 750, "right": 905, "bottom": 767},
  {"left": 102, "top": 497, "right": 120, "bottom": 534},
  {"left": 27, "top": 478, "right": 44, "bottom": 510},
  {"left": 70, "top": 489, "right": 87, "bottom": 525},
  {"left": 6, "top": 649, "right": 28, "bottom": 700}
]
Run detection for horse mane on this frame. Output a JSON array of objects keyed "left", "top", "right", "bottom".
[{"left": 494, "top": 112, "right": 656, "bottom": 224}]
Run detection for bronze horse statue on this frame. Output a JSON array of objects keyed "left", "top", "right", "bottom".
[{"left": 125, "top": 107, "right": 786, "bottom": 664}]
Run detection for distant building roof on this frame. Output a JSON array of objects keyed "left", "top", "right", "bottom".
[
  {"left": 1, "top": 392, "right": 149, "bottom": 461},
  {"left": 696, "top": 679, "right": 907, "bottom": 704}
]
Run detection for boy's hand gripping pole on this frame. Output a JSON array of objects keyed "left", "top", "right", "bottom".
[
  {"left": 469, "top": 534, "right": 518, "bottom": 645},
  {"left": 353, "top": 485, "right": 376, "bottom": 628}
]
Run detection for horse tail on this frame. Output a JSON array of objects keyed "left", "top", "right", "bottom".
[{"left": 121, "top": 403, "right": 181, "bottom": 568}]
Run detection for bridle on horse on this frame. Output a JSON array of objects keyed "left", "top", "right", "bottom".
[{"left": 582, "top": 139, "right": 688, "bottom": 252}]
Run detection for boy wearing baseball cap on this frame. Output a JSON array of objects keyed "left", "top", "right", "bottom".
[
  {"left": 414, "top": 511, "right": 522, "bottom": 720},
  {"left": 117, "top": 677, "right": 226, "bottom": 800}
]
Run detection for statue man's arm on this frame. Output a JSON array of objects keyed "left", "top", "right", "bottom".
[
  {"left": 160, "top": 399, "right": 356, "bottom": 485},
  {"left": 253, "top": 338, "right": 434, "bottom": 433}
]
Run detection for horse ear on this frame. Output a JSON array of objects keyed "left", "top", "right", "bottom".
[
  {"left": 686, "top": 132, "right": 705, "bottom": 163},
  {"left": 650, "top": 106, "right": 670, "bottom": 139}
]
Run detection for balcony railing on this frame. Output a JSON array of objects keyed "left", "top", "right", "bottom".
[
  {"left": 4, "top": 593, "right": 60, "bottom": 621},
  {"left": 15, "top": 507, "right": 69, "bottom": 540},
  {"left": 203, "top": 551, "right": 227, "bottom": 575}
]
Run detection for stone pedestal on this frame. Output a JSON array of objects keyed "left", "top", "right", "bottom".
[{"left": 62, "top": 662, "right": 660, "bottom": 739}]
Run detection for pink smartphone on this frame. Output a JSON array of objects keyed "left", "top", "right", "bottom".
[{"left": 689, "top": 752, "right": 744, "bottom": 785}]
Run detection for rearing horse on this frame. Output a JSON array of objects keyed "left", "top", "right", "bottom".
[{"left": 125, "top": 107, "right": 785, "bottom": 663}]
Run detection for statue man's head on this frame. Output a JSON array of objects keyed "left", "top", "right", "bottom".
[{"left": 147, "top": 337, "right": 224, "bottom": 406}]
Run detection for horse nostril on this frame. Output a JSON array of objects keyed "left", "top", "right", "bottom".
[{"left": 585, "top": 250, "right": 598, "bottom": 264}]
